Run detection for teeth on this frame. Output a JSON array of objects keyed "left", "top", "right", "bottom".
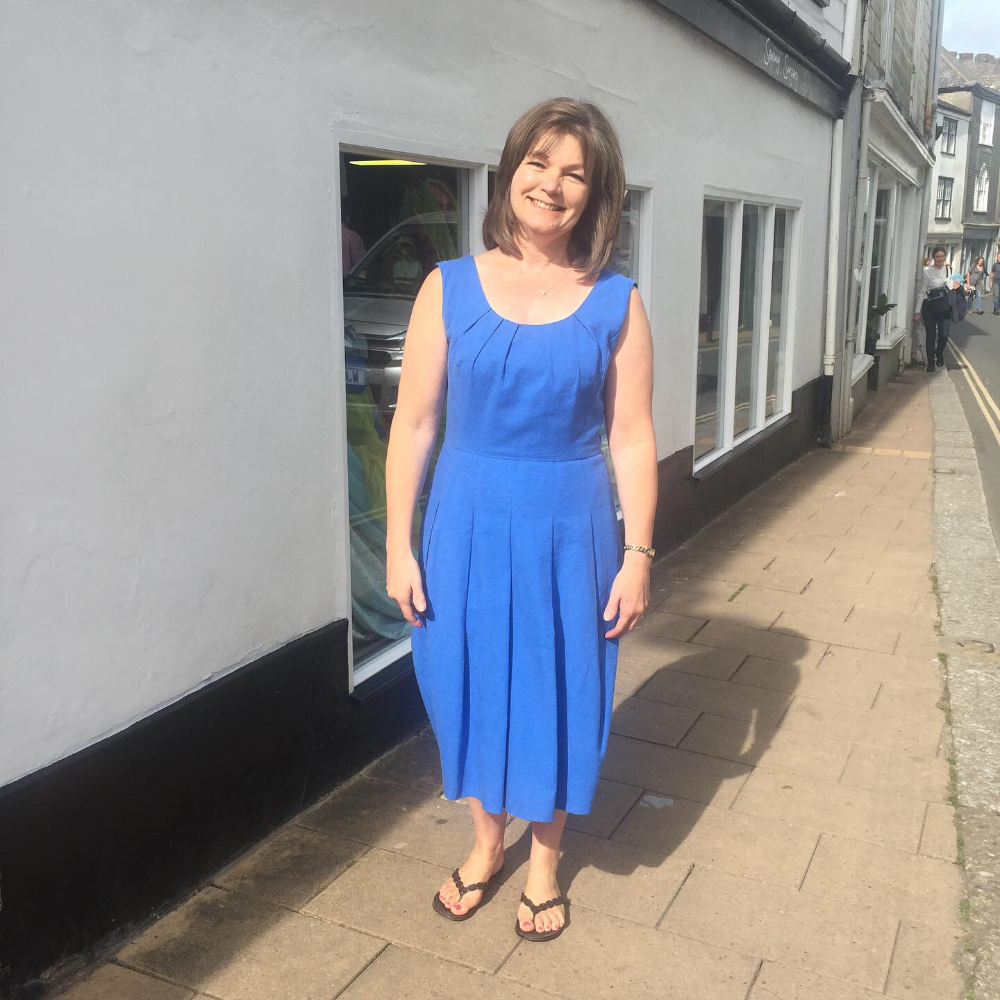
[{"left": 529, "top": 196, "right": 562, "bottom": 211}]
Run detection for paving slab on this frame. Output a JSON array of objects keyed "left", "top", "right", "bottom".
[
  {"left": 770, "top": 610, "right": 898, "bottom": 653},
  {"left": 611, "top": 792, "right": 819, "bottom": 887},
  {"left": 601, "top": 734, "right": 752, "bottom": 808},
  {"left": 749, "top": 961, "right": 883, "bottom": 1000},
  {"left": 885, "top": 919, "right": 966, "bottom": 1000},
  {"left": 731, "top": 766, "right": 927, "bottom": 851},
  {"left": 658, "top": 593, "right": 781, "bottom": 630},
  {"left": 919, "top": 802, "right": 959, "bottom": 862},
  {"left": 52, "top": 964, "right": 196, "bottom": 1000},
  {"left": 304, "top": 849, "right": 520, "bottom": 974},
  {"left": 839, "top": 743, "right": 949, "bottom": 802},
  {"left": 338, "top": 945, "right": 552, "bottom": 1000},
  {"left": 116, "top": 886, "right": 384, "bottom": 1000},
  {"left": 564, "top": 777, "right": 643, "bottom": 838},
  {"left": 498, "top": 905, "right": 758, "bottom": 1000},
  {"left": 660, "top": 867, "right": 898, "bottom": 990},
  {"left": 816, "top": 645, "right": 943, "bottom": 691},
  {"left": 608, "top": 695, "right": 700, "bottom": 745},
  {"left": 779, "top": 696, "right": 943, "bottom": 754},
  {"left": 732, "top": 655, "right": 881, "bottom": 706},
  {"left": 499, "top": 828, "right": 692, "bottom": 926},
  {"left": 635, "top": 609, "right": 706, "bottom": 641},
  {"left": 635, "top": 668, "right": 793, "bottom": 726},
  {"left": 678, "top": 711, "right": 852, "bottom": 782},
  {"left": 212, "top": 821, "right": 368, "bottom": 910},
  {"left": 801, "top": 834, "right": 963, "bottom": 921},
  {"left": 299, "top": 777, "right": 528, "bottom": 869},
  {"left": 691, "top": 620, "right": 828, "bottom": 667},
  {"left": 365, "top": 734, "right": 443, "bottom": 792}
]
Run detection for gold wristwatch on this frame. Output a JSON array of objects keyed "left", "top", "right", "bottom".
[{"left": 623, "top": 543, "right": 655, "bottom": 558}]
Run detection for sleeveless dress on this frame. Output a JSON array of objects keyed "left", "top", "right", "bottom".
[{"left": 410, "top": 254, "right": 636, "bottom": 822}]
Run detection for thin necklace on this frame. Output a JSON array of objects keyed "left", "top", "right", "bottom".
[{"left": 529, "top": 263, "right": 574, "bottom": 297}]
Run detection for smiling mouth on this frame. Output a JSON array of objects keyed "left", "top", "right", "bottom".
[{"left": 528, "top": 196, "right": 565, "bottom": 212}]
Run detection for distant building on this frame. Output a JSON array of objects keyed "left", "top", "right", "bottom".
[
  {"left": 936, "top": 83, "right": 1000, "bottom": 273},
  {"left": 925, "top": 99, "right": 973, "bottom": 271}
]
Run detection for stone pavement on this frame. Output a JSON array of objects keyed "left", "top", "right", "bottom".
[{"left": 52, "top": 371, "right": 967, "bottom": 1000}]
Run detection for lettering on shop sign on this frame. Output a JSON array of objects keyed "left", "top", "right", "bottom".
[{"left": 762, "top": 37, "right": 802, "bottom": 91}]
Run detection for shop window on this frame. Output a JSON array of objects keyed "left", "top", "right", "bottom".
[
  {"left": 941, "top": 117, "right": 957, "bottom": 155},
  {"left": 980, "top": 102, "right": 995, "bottom": 146},
  {"left": 696, "top": 200, "right": 727, "bottom": 460},
  {"left": 935, "top": 178, "right": 953, "bottom": 220},
  {"left": 766, "top": 209, "right": 790, "bottom": 419},
  {"left": 696, "top": 197, "right": 796, "bottom": 469},
  {"left": 974, "top": 164, "right": 990, "bottom": 213},
  {"left": 341, "top": 152, "right": 468, "bottom": 665}
]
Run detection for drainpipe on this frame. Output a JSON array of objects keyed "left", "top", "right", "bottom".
[{"left": 821, "top": 0, "right": 863, "bottom": 444}]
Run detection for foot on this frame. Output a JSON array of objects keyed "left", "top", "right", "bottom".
[
  {"left": 926, "top": 362, "right": 935, "bottom": 372},
  {"left": 518, "top": 863, "right": 566, "bottom": 935},
  {"left": 436, "top": 844, "right": 504, "bottom": 916}
]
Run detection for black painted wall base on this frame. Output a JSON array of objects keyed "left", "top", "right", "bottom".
[
  {"left": 1, "top": 376, "right": 823, "bottom": 999},
  {"left": 0, "top": 620, "right": 427, "bottom": 999},
  {"left": 651, "top": 377, "right": 824, "bottom": 554}
]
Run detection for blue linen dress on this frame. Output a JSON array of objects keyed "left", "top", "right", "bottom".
[{"left": 410, "top": 254, "right": 636, "bottom": 822}]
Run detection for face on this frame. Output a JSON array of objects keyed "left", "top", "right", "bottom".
[
  {"left": 933, "top": 251, "right": 946, "bottom": 267},
  {"left": 509, "top": 131, "right": 590, "bottom": 243},
  {"left": 978, "top": 257, "right": 985, "bottom": 266}
]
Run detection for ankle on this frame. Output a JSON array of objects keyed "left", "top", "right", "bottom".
[{"left": 472, "top": 841, "right": 504, "bottom": 859}]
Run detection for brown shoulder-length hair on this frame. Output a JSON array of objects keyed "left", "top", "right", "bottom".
[{"left": 482, "top": 98, "right": 626, "bottom": 281}]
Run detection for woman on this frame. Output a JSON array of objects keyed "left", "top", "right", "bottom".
[
  {"left": 966, "top": 255, "right": 988, "bottom": 315},
  {"left": 915, "top": 246, "right": 958, "bottom": 372},
  {"left": 384, "top": 98, "right": 656, "bottom": 943}
]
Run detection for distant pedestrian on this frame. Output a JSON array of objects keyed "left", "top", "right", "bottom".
[
  {"left": 342, "top": 208, "right": 366, "bottom": 276},
  {"left": 915, "top": 247, "right": 957, "bottom": 372},
  {"left": 991, "top": 250, "right": 1000, "bottom": 316},
  {"left": 966, "top": 256, "right": 988, "bottom": 315}
]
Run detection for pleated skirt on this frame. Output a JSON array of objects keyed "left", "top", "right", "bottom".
[{"left": 410, "top": 441, "right": 622, "bottom": 822}]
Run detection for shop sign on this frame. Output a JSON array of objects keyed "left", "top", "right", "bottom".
[{"left": 762, "top": 37, "right": 802, "bottom": 93}]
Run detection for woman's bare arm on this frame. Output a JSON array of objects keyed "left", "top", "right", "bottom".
[
  {"left": 602, "top": 287, "right": 657, "bottom": 638},
  {"left": 384, "top": 268, "right": 449, "bottom": 626}
]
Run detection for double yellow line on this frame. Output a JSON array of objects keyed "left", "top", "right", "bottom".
[{"left": 946, "top": 340, "right": 1000, "bottom": 447}]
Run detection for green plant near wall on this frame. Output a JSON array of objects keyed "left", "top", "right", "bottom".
[{"left": 866, "top": 292, "right": 897, "bottom": 355}]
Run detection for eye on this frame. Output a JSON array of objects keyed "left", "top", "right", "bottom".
[{"left": 567, "top": 172, "right": 586, "bottom": 183}]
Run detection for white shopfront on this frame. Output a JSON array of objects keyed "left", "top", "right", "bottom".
[{"left": 5, "top": 0, "right": 838, "bottom": 787}]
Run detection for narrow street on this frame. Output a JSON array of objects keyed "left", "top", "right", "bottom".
[{"left": 944, "top": 304, "right": 1000, "bottom": 550}]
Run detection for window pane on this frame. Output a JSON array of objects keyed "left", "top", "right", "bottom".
[
  {"left": 734, "top": 205, "right": 763, "bottom": 437},
  {"left": 601, "top": 190, "right": 642, "bottom": 506},
  {"left": 609, "top": 189, "right": 641, "bottom": 280},
  {"left": 342, "top": 154, "right": 467, "bottom": 663},
  {"left": 766, "top": 209, "right": 789, "bottom": 418},
  {"left": 696, "top": 199, "right": 727, "bottom": 461}
]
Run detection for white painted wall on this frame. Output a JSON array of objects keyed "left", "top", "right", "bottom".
[
  {"left": 787, "top": 0, "right": 849, "bottom": 57},
  {"left": 1, "top": 0, "right": 833, "bottom": 787},
  {"left": 928, "top": 108, "right": 971, "bottom": 244}
]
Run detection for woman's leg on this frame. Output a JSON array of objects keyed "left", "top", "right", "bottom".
[
  {"left": 922, "top": 304, "right": 936, "bottom": 368},
  {"left": 938, "top": 317, "right": 952, "bottom": 359},
  {"left": 436, "top": 798, "right": 507, "bottom": 914},
  {"left": 518, "top": 809, "right": 569, "bottom": 934}
]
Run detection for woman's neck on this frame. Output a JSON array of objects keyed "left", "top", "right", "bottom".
[{"left": 512, "top": 233, "right": 573, "bottom": 273}]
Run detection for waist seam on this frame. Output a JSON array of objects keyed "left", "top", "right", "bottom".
[{"left": 443, "top": 441, "right": 604, "bottom": 464}]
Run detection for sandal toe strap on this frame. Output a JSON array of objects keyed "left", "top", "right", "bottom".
[
  {"left": 520, "top": 892, "right": 568, "bottom": 915},
  {"left": 451, "top": 869, "right": 490, "bottom": 897}
]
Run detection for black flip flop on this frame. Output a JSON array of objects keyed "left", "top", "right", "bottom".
[
  {"left": 514, "top": 892, "right": 569, "bottom": 942},
  {"left": 431, "top": 865, "right": 503, "bottom": 921}
]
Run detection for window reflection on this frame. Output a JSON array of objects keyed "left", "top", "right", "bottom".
[
  {"left": 766, "top": 209, "right": 788, "bottom": 418},
  {"left": 696, "top": 200, "right": 727, "bottom": 460},
  {"left": 734, "top": 205, "right": 763, "bottom": 437},
  {"left": 342, "top": 154, "right": 466, "bottom": 662}
]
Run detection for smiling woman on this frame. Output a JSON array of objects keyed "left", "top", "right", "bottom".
[{"left": 384, "top": 97, "right": 657, "bottom": 945}]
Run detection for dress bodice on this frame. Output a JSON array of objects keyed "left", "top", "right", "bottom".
[{"left": 437, "top": 255, "right": 636, "bottom": 461}]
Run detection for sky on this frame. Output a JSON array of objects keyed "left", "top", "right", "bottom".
[{"left": 941, "top": 0, "right": 1000, "bottom": 56}]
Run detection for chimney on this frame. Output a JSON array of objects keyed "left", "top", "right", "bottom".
[{"left": 957, "top": 53, "right": 974, "bottom": 60}]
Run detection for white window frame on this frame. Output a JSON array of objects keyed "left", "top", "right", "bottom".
[
  {"left": 332, "top": 128, "right": 654, "bottom": 689},
  {"left": 980, "top": 102, "right": 995, "bottom": 146},
  {"left": 941, "top": 117, "right": 957, "bottom": 155},
  {"left": 694, "top": 189, "right": 800, "bottom": 473},
  {"left": 974, "top": 163, "right": 990, "bottom": 213},
  {"left": 935, "top": 177, "right": 953, "bottom": 219}
]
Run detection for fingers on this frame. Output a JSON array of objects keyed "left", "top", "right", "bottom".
[{"left": 604, "top": 604, "right": 645, "bottom": 638}]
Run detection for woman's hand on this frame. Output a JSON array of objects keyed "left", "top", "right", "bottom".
[
  {"left": 386, "top": 547, "right": 427, "bottom": 628},
  {"left": 602, "top": 552, "right": 651, "bottom": 638}
]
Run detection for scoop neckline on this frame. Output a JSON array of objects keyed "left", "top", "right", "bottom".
[{"left": 470, "top": 256, "right": 602, "bottom": 327}]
